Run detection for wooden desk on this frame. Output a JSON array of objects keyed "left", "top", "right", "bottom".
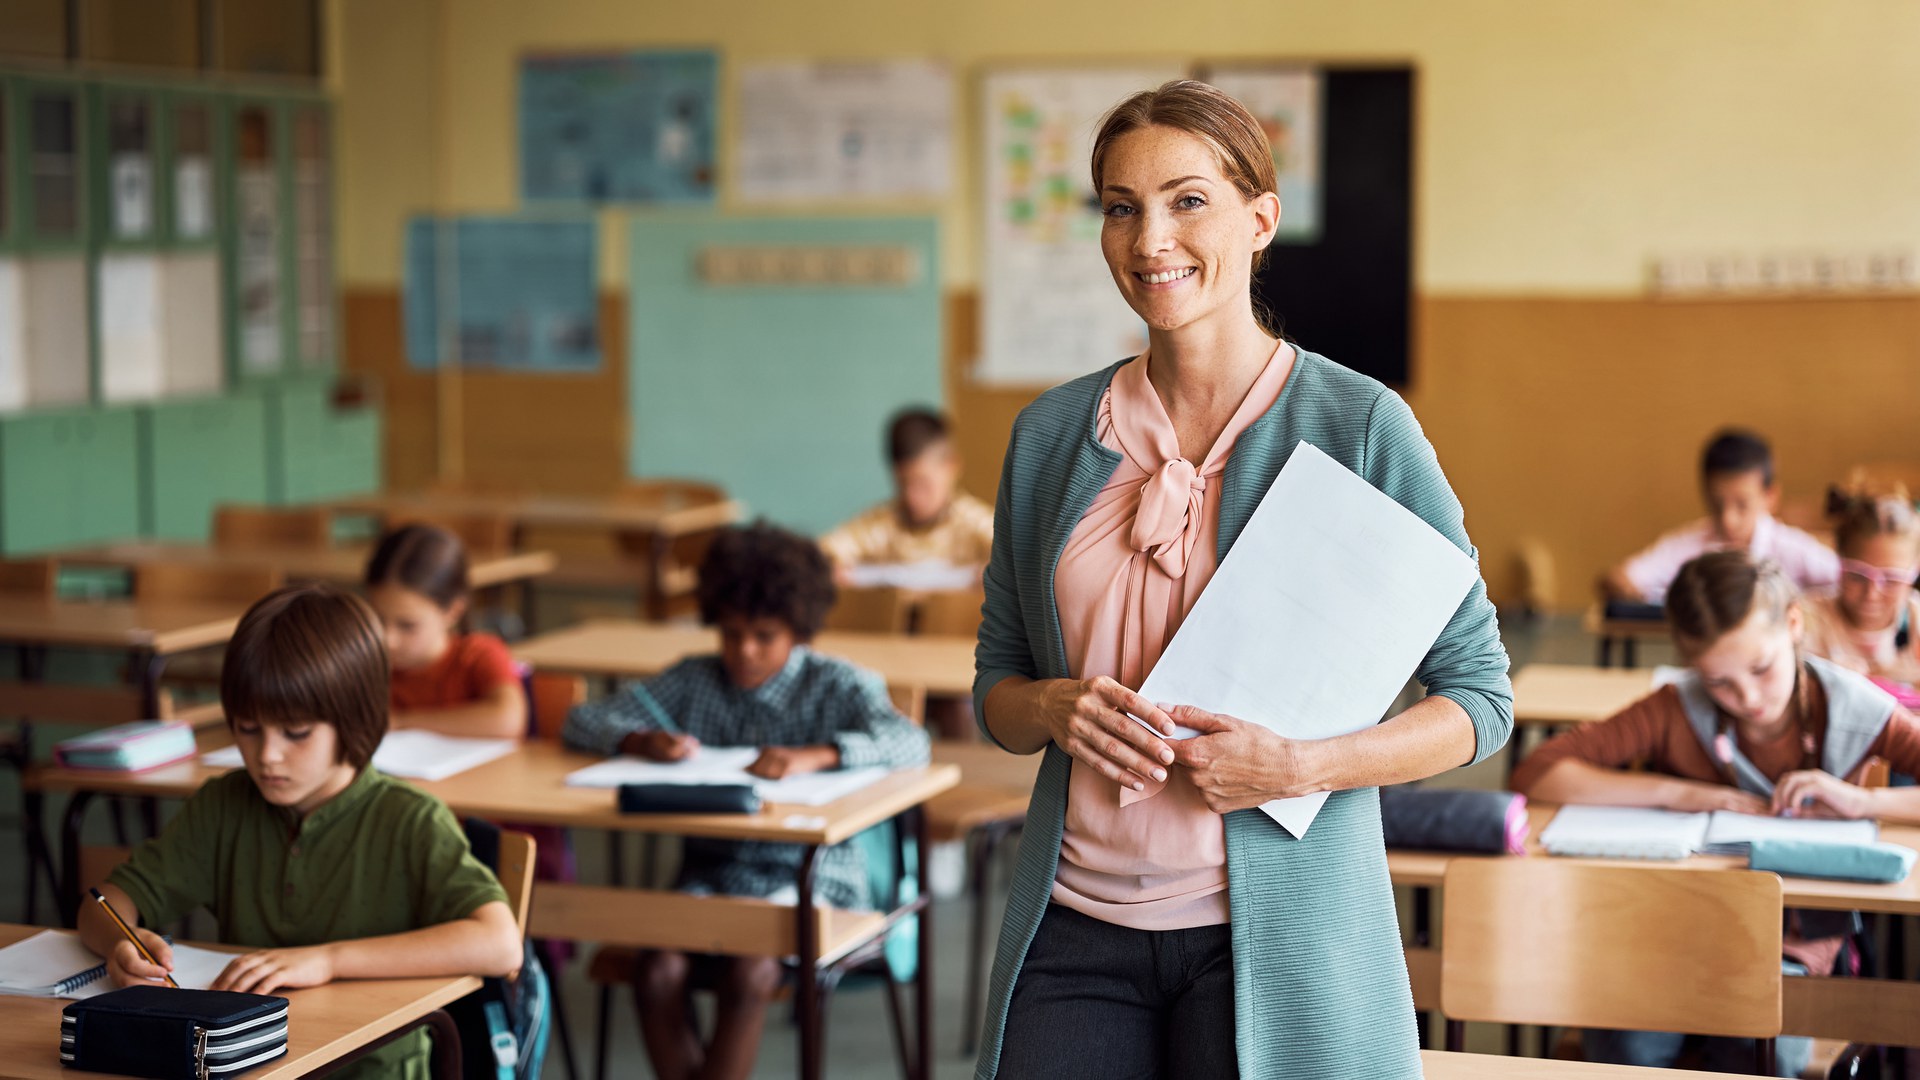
[
  {"left": 0, "top": 596, "right": 244, "bottom": 723},
  {"left": 0, "top": 924, "right": 477, "bottom": 1080},
  {"left": 51, "top": 541, "right": 557, "bottom": 591},
  {"left": 1508, "top": 664, "right": 1656, "bottom": 776},
  {"left": 1390, "top": 804, "right": 1920, "bottom": 1046},
  {"left": 1420, "top": 1050, "right": 1724, "bottom": 1077},
  {"left": 319, "top": 491, "right": 744, "bottom": 536},
  {"left": 31, "top": 740, "right": 958, "bottom": 1080},
  {"left": 514, "top": 619, "right": 978, "bottom": 698},
  {"left": 1583, "top": 605, "right": 1671, "bottom": 668}
]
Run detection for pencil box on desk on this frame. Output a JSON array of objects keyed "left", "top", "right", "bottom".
[
  {"left": 53, "top": 722, "right": 197, "bottom": 772},
  {"left": 1379, "top": 787, "right": 1529, "bottom": 854},
  {"left": 618, "top": 783, "right": 762, "bottom": 814},
  {"left": 60, "top": 985, "right": 289, "bottom": 1078},
  {"left": 1749, "top": 838, "right": 1917, "bottom": 883}
]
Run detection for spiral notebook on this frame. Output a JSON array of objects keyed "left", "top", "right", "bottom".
[
  {"left": 1540, "top": 805, "right": 1879, "bottom": 860},
  {"left": 0, "top": 930, "right": 232, "bottom": 999}
]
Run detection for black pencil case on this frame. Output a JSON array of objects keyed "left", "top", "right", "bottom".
[
  {"left": 1602, "top": 599, "right": 1667, "bottom": 622},
  {"left": 618, "top": 783, "right": 762, "bottom": 814},
  {"left": 60, "top": 985, "right": 289, "bottom": 1079}
]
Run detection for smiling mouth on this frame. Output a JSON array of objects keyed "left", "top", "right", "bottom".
[{"left": 1135, "top": 267, "right": 1196, "bottom": 285}]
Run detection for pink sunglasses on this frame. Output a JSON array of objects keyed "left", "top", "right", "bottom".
[{"left": 1840, "top": 557, "right": 1920, "bottom": 592}]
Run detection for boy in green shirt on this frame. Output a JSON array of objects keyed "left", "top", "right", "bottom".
[{"left": 78, "top": 583, "right": 522, "bottom": 1077}]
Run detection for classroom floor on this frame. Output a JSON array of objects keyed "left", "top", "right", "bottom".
[{"left": 0, "top": 612, "right": 1681, "bottom": 1080}]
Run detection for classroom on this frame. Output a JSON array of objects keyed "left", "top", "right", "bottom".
[{"left": 2, "top": 1, "right": 1919, "bottom": 1078}]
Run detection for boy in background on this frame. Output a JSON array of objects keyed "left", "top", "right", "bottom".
[
  {"left": 820, "top": 407, "right": 993, "bottom": 581},
  {"left": 1603, "top": 428, "right": 1838, "bottom": 604}
]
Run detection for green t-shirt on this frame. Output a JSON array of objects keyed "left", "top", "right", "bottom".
[{"left": 109, "top": 766, "right": 508, "bottom": 1078}]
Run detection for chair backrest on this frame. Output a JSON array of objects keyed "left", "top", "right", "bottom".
[
  {"left": 390, "top": 513, "right": 516, "bottom": 556},
  {"left": 826, "top": 586, "right": 910, "bottom": 634},
  {"left": 0, "top": 558, "right": 56, "bottom": 597},
  {"left": 1440, "top": 858, "right": 1783, "bottom": 1038},
  {"left": 616, "top": 479, "right": 727, "bottom": 510},
  {"left": 913, "top": 587, "right": 985, "bottom": 638},
  {"left": 524, "top": 671, "right": 586, "bottom": 741},
  {"left": 212, "top": 504, "right": 332, "bottom": 548},
  {"left": 888, "top": 683, "right": 927, "bottom": 725},
  {"left": 497, "top": 830, "right": 537, "bottom": 934},
  {"left": 134, "top": 563, "right": 285, "bottom": 607}
]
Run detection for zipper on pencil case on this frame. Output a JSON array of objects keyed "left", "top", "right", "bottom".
[
  {"left": 205, "top": 1023, "right": 288, "bottom": 1057},
  {"left": 205, "top": 1044, "right": 289, "bottom": 1075}
]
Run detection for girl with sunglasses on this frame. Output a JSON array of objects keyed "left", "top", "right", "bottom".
[{"left": 1804, "top": 493, "right": 1920, "bottom": 700}]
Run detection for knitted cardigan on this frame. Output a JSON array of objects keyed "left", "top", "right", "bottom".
[{"left": 972, "top": 350, "right": 1513, "bottom": 1079}]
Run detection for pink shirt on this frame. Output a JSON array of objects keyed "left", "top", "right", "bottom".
[
  {"left": 1050, "top": 344, "right": 1293, "bottom": 930},
  {"left": 1622, "top": 514, "right": 1839, "bottom": 604}
]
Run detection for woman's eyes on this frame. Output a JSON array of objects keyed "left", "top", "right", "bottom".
[
  {"left": 1102, "top": 202, "right": 1134, "bottom": 218},
  {"left": 1102, "top": 195, "right": 1207, "bottom": 218},
  {"left": 1176, "top": 194, "right": 1207, "bottom": 210}
]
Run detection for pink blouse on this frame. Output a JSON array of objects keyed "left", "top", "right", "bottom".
[{"left": 1051, "top": 343, "right": 1294, "bottom": 930}]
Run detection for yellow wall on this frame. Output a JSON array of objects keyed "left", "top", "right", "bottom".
[{"left": 331, "top": 0, "right": 1920, "bottom": 609}]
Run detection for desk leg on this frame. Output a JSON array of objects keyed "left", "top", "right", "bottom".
[
  {"left": 60, "top": 790, "right": 98, "bottom": 927},
  {"left": 131, "top": 649, "right": 167, "bottom": 720},
  {"left": 912, "top": 806, "right": 933, "bottom": 1080},
  {"left": 794, "top": 845, "right": 825, "bottom": 1080},
  {"left": 1597, "top": 636, "right": 1613, "bottom": 668},
  {"left": 1622, "top": 638, "right": 1638, "bottom": 669}
]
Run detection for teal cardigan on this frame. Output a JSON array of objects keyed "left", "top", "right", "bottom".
[{"left": 972, "top": 351, "right": 1513, "bottom": 1079}]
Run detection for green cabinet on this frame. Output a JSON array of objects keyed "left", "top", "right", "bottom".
[
  {"left": 139, "top": 394, "right": 268, "bottom": 539},
  {"left": 0, "top": 404, "right": 138, "bottom": 552},
  {"left": 261, "top": 379, "right": 380, "bottom": 504}
]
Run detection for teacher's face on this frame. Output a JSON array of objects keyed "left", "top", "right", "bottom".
[{"left": 1097, "top": 124, "right": 1277, "bottom": 333}]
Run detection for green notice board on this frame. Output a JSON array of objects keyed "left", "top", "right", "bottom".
[{"left": 627, "top": 217, "right": 941, "bottom": 536}]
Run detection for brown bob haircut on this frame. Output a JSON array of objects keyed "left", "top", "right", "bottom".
[
  {"left": 364, "top": 522, "right": 471, "bottom": 610},
  {"left": 1664, "top": 551, "right": 1800, "bottom": 660},
  {"left": 221, "top": 583, "right": 390, "bottom": 770}
]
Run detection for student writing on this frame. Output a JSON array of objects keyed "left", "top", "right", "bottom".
[
  {"left": 562, "top": 523, "right": 929, "bottom": 1080},
  {"left": 818, "top": 407, "right": 994, "bottom": 580},
  {"left": 77, "top": 584, "right": 522, "bottom": 1079},
  {"left": 365, "top": 523, "right": 527, "bottom": 738},
  {"left": 1603, "top": 429, "right": 1837, "bottom": 604}
]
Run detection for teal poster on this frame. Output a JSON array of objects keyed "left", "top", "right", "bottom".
[
  {"left": 404, "top": 216, "right": 599, "bottom": 371},
  {"left": 520, "top": 49, "right": 717, "bottom": 203}
]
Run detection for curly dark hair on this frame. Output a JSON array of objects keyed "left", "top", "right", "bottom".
[{"left": 695, "top": 522, "right": 838, "bottom": 639}]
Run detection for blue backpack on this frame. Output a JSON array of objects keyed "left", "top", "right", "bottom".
[{"left": 448, "top": 819, "right": 552, "bottom": 1080}]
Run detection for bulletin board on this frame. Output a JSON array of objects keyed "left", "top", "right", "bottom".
[
  {"left": 403, "top": 215, "right": 600, "bottom": 372},
  {"left": 627, "top": 216, "right": 942, "bottom": 535},
  {"left": 519, "top": 50, "right": 718, "bottom": 204}
]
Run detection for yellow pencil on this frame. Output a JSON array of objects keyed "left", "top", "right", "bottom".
[{"left": 89, "top": 887, "right": 177, "bottom": 989}]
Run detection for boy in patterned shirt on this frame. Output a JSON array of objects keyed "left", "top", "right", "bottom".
[
  {"left": 819, "top": 407, "right": 994, "bottom": 580},
  {"left": 562, "top": 522, "right": 928, "bottom": 1080}
]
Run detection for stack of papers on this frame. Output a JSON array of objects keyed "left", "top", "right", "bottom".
[
  {"left": 1541, "top": 805, "right": 1878, "bottom": 860},
  {"left": 564, "top": 747, "right": 889, "bottom": 807},
  {"left": 0, "top": 930, "right": 235, "bottom": 999},
  {"left": 842, "top": 560, "right": 979, "bottom": 591},
  {"left": 204, "top": 730, "right": 517, "bottom": 783}
]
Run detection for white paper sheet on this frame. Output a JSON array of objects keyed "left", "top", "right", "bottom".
[
  {"left": 841, "top": 560, "right": 979, "bottom": 591},
  {"left": 203, "top": 730, "right": 517, "bottom": 783},
  {"left": 1134, "top": 441, "right": 1477, "bottom": 837},
  {"left": 564, "top": 747, "right": 891, "bottom": 807}
]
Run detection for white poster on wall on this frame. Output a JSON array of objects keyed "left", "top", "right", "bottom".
[
  {"left": 976, "top": 66, "right": 1181, "bottom": 387},
  {"left": 735, "top": 60, "right": 954, "bottom": 201},
  {"left": 1200, "top": 67, "right": 1323, "bottom": 242}
]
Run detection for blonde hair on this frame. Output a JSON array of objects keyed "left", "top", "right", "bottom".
[
  {"left": 1664, "top": 551, "right": 1800, "bottom": 659},
  {"left": 1830, "top": 491, "right": 1920, "bottom": 558}
]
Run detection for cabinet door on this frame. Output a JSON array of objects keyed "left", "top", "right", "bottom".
[
  {"left": 0, "top": 411, "right": 79, "bottom": 553},
  {"left": 100, "top": 90, "right": 157, "bottom": 245},
  {"left": 69, "top": 407, "right": 141, "bottom": 543},
  {"left": 229, "top": 101, "right": 283, "bottom": 378},
  {"left": 289, "top": 104, "right": 332, "bottom": 369},
  {"left": 143, "top": 396, "right": 269, "bottom": 539},
  {"left": 21, "top": 80, "right": 85, "bottom": 247}
]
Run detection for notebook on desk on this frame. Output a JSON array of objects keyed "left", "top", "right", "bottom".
[
  {"left": 0, "top": 930, "right": 233, "bottom": 999},
  {"left": 1541, "top": 805, "right": 1879, "bottom": 860},
  {"left": 204, "top": 730, "right": 517, "bottom": 782}
]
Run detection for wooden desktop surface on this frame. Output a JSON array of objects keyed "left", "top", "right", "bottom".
[
  {"left": 0, "top": 924, "right": 477, "bottom": 1080},
  {"left": 514, "top": 619, "right": 978, "bottom": 697},
  {"left": 321, "top": 492, "right": 744, "bottom": 535},
  {"left": 0, "top": 597, "right": 241, "bottom": 653},
  {"left": 1512, "top": 664, "right": 1655, "bottom": 727},
  {"left": 30, "top": 737, "right": 960, "bottom": 849},
  {"left": 1419, "top": 1050, "right": 1723, "bottom": 1078},
  {"left": 52, "top": 542, "right": 557, "bottom": 590}
]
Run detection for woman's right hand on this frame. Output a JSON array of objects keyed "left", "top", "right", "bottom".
[
  {"left": 1040, "top": 677, "right": 1178, "bottom": 791},
  {"left": 106, "top": 929, "right": 174, "bottom": 988}
]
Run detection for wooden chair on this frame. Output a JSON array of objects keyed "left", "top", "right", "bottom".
[
  {"left": 614, "top": 480, "right": 731, "bottom": 621},
  {"left": 1440, "top": 858, "right": 1784, "bottom": 1073},
  {"left": 887, "top": 683, "right": 926, "bottom": 725},
  {"left": 525, "top": 671, "right": 588, "bottom": 741},
  {"left": 0, "top": 557, "right": 56, "bottom": 596},
  {"left": 826, "top": 586, "right": 911, "bottom": 634},
  {"left": 497, "top": 829, "right": 537, "bottom": 935},
  {"left": 132, "top": 563, "right": 285, "bottom": 607},
  {"left": 912, "top": 587, "right": 984, "bottom": 638},
  {"left": 212, "top": 504, "right": 332, "bottom": 548},
  {"left": 389, "top": 513, "right": 517, "bottom": 557}
]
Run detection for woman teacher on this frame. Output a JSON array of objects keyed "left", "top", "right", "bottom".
[{"left": 972, "top": 81, "right": 1512, "bottom": 1079}]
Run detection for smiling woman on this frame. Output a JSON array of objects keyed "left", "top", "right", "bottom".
[{"left": 969, "top": 81, "right": 1514, "bottom": 1080}]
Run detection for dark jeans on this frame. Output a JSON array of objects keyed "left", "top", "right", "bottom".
[{"left": 997, "top": 904, "right": 1237, "bottom": 1080}]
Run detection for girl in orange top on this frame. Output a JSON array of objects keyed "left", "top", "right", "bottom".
[{"left": 364, "top": 524, "right": 527, "bottom": 738}]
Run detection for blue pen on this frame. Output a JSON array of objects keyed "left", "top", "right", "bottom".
[{"left": 628, "top": 683, "right": 682, "bottom": 736}]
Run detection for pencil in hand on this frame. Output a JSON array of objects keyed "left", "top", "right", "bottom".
[{"left": 90, "top": 887, "right": 178, "bottom": 989}]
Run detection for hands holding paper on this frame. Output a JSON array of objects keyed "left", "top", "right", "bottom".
[
  {"left": 1167, "top": 706, "right": 1322, "bottom": 813},
  {"left": 1032, "top": 676, "right": 1179, "bottom": 793}
]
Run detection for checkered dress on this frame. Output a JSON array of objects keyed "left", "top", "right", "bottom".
[{"left": 562, "top": 647, "right": 929, "bottom": 910}]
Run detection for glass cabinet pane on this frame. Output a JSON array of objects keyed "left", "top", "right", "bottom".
[
  {"left": 234, "top": 104, "right": 281, "bottom": 373},
  {"left": 292, "top": 106, "right": 331, "bottom": 364},
  {"left": 106, "top": 97, "right": 155, "bottom": 241},
  {"left": 171, "top": 101, "right": 215, "bottom": 241},
  {"left": 0, "top": 86, "right": 9, "bottom": 238},
  {"left": 28, "top": 89, "right": 82, "bottom": 240}
]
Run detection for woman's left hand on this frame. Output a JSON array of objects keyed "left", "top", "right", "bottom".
[
  {"left": 1167, "top": 706, "right": 1321, "bottom": 813},
  {"left": 1772, "top": 769, "right": 1874, "bottom": 820}
]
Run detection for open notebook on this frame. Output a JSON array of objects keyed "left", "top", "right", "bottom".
[
  {"left": 0, "top": 930, "right": 235, "bottom": 999},
  {"left": 564, "top": 747, "right": 891, "bottom": 807},
  {"left": 1540, "top": 805, "right": 1878, "bottom": 860}
]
